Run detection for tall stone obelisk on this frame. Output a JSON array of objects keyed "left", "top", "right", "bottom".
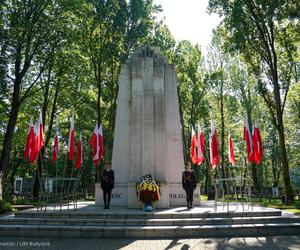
[{"left": 95, "top": 47, "right": 200, "bottom": 208}]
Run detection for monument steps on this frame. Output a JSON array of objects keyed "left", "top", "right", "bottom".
[
  {"left": 1, "top": 216, "right": 300, "bottom": 226},
  {"left": 1, "top": 207, "right": 300, "bottom": 238},
  {"left": 14, "top": 209, "right": 282, "bottom": 219},
  {"left": 0, "top": 222, "right": 300, "bottom": 238}
]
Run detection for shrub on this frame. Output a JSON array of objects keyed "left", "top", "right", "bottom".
[{"left": 0, "top": 199, "right": 12, "bottom": 213}]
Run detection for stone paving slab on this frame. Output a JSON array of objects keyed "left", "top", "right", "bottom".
[
  {"left": 14, "top": 201, "right": 283, "bottom": 218},
  {"left": 3, "top": 201, "right": 299, "bottom": 240},
  {"left": 2, "top": 216, "right": 299, "bottom": 226},
  {"left": 1, "top": 222, "right": 300, "bottom": 238},
  {"left": 0, "top": 236, "right": 300, "bottom": 250}
]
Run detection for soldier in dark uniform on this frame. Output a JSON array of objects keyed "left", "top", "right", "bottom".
[
  {"left": 182, "top": 162, "right": 197, "bottom": 209},
  {"left": 101, "top": 162, "right": 115, "bottom": 209}
]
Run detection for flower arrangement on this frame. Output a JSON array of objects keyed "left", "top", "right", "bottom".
[{"left": 136, "top": 174, "right": 160, "bottom": 204}]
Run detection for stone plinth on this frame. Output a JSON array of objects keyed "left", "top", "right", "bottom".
[{"left": 96, "top": 47, "right": 185, "bottom": 208}]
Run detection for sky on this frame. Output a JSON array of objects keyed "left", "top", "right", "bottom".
[{"left": 153, "top": 0, "right": 222, "bottom": 55}]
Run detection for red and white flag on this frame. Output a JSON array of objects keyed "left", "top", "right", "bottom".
[
  {"left": 191, "top": 126, "right": 198, "bottom": 164},
  {"left": 24, "top": 117, "right": 34, "bottom": 160},
  {"left": 89, "top": 123, "right": 104, "bottom": 166},
  {"left": 29, "top": 111, "right": 44, "bottom": 163},
  {"left": 252, "top": 120, "right": 263, "bottom": 164},
  {"left": 209, "top": 121, "right": 219, "bottom": 168},
  {"left": 197, "top": 123, "right": 205, "bottom": 165},
  {"left": 75, "top": 133, "right": 83, "bottom": 169},
  {"left": 98, "top": 124, "right": 104, "bottom": 161},
  {"left": 228, "top": 132, "right": 236, "bottom": 166},
  {"left": 52, "top": 131, "right": 59, "bottom": 163},
  {"left": 244, "top": 115, "right": 254, "bottom": 162},
  {"left": 68, "top": 112, "right": 75, "bottom": 160}
]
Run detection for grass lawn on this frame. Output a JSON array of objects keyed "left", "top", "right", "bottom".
[
  {"left": 200, "top": 194, "right": 300, "bottom": 214},
  {"left": 250, "top": 197, "right": 300, "bottom": 214},
  {"left": 220, "top": 196, "right": 300, "bottom": 215}
]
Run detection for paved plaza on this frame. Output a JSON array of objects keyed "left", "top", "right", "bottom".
[
  {"left": 13, "top": 200, "right": 284, "bottom": 214},
  {"left": 0, "top": 236, "right": 300, "bottom": 250},
  {"left": 1, "top": 202, "right": 299, "bottom": 249}
]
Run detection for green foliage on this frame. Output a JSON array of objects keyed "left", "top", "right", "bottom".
[
  {"left": 0, "top": 0, "right": 299, "bottom": 201},
  {"left": 290, "top": 168, "right": 300, "bottom": 191},
  {"left": 0, "top": 199, "right": 12, "bottom": 213},
  {"left": 208, "top": 0, "right": 299, "bottom": 200}
]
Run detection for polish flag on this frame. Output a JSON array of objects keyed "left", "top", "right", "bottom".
[
  {"left": 29, "top": 122, "right": 39, "bottom": 163},
  {"left": 98, "top": 124, "right": 104, "bottom": 162},
  {"left": 228, "top": 132, "right": 236, "bottom": 166},
  {"left": 89, "top": 123, "right": 104, "bottom": 166},
  {"left": 244, "top": 115, "right": 254, "bottom": 162},
  {"left": 191, "top": 126, "right": 198, "bottom": 164},
  {"left": 68, "top": 112, "right": 75, "bottom": 160},
  {"left": 252, "top": 120, "right": 263, "bottom": 164},
  {"left": 197, "top": 123, "right": 205, "bottom": 165},
  {"left": 29, "top": 111, "right": 44, "bottom": 163},
  {"left": 24, "top": 117, "right": 34, "bottom": 160},
  {"left": 209, "top": 121, "right": 219, "bottom": 168},
  {"left": 75, "top": 133, "right": 83, "bottom": 169},
  {"left": 52, "top": 131, "right": 59, "bottom": 163}
]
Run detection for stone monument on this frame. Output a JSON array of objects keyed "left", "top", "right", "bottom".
[{"left": 95, "top": 47, "right": 200, "bottom": 208}]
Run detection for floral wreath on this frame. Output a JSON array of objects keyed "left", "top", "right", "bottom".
[{"left": 136, "top": 174, "right": 161, "bottom": 204}]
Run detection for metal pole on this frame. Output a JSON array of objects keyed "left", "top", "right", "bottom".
[
  {"left": 54, "top": 160, "right": 58, "bottom": 210},
  {"left": 229, "top": 165, "right": 238, "bottom": 209},
  {"left": 60, "top": 153, "right": 68, "bottom": 212},
  {"left": 216, "top": 165, "right": 225, "bottom": 210},
  {"left": 72, "top": 168, "right": 83, "bottom": 210}
]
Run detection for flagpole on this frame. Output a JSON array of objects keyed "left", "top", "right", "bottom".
[
  {"left": 72, "top": 167, "right": 83, "bottom": 210},
  {"left": 67, "top": 161, "right": 74, "bottom": 196},
  {"left": 60, "top": 151, "right": 68, "bottom": 212},
  {"left": 240, "top": 162, "right": 244, "bottom": 211},
  {"left": 54, "top": 159, "right": 58, "bottom": 210},
  {"left": 38, "top": 150, "right": 46, "bottom": 211},
  {"left": 216, "top": 164, "right": 225, "bottom": 210},
  {"left": 222, "top": 163, "right": 230, "bottom": 212},
  {"left": 247, "top": 161, "right": 253, "bottom": 210},
  {"left": 36, "top": 158, "right": 43, "bottom": 211},
  {"left": 211, "top": 166, "right": 218, "bottom": 212},
  {"left": 228, "top": 163, "right": 238, "bottom": 208},
  {"left": 52, "top": 130, "right": 58, "bottom": 211},
  {"left": 44, "top": 151, "right": 49, "bottom": 212}
]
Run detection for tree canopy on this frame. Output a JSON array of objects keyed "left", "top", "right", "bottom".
[{"left": 0, "top": 0, "right": 299, "bottom": 201}]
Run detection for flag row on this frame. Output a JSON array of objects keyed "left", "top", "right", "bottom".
[
  {"left": 24, "top": 111, "right": 104, "bottom": 169},
  {"left": 191, "top": 115, "right": 263, "bottom": 168}
]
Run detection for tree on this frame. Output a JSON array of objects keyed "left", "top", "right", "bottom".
[
  {"left": 208, "top": 0, "right": 300, "bottom": 201},
  {"left": 205, "top": 28, "right": 231, "bottom": 184},
  {"left": 0, "top": 0, "right": 66, "bottom": 181},
  {"left": 173, "top": 41, "right": 207, "bottom": 162}
]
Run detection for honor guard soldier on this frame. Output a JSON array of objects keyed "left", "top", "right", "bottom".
[
  {"left": 101, "top": 162, "right": 115, "bottom": 209},
  {"left": 182, "top": 162, "right": 197, "bottom": 209}
]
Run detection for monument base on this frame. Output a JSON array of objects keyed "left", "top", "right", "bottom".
[
  {"left": 169, "top": 183, "right": 201, "bottom": 206},
  {"left": 95, "top": 182, "right": 201, "bottom": 208}
]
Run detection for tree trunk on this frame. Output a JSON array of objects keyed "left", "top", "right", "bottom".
[
  {"left": 94, "top": 63, "right": 102, "bottom": 182},
  {"left": 177, "top": 86, "right": 187, "bottom": 163},
  {"left": 45, "top": 80, "right": 60, "bottom": 148},
  {"left": 220, "top": 75, "right": 226, "bottom": 180},
  {"left": 272, "top": 50, "right": 294, "bottom": 200},
  {"left": 0, "top": 78, "right": 21, "bottom": 173},
  {"left": 105, "top": 57, "right": 118, "bottom": 160},
  {"left": 32, "top": 150, "right": 43, "bottom": 200},
  {"left": 33, "top": 69, "right": 51, "bottom": 199},
  {"left": 278, "top": 116, "right": 294, "bottom": 200}
]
